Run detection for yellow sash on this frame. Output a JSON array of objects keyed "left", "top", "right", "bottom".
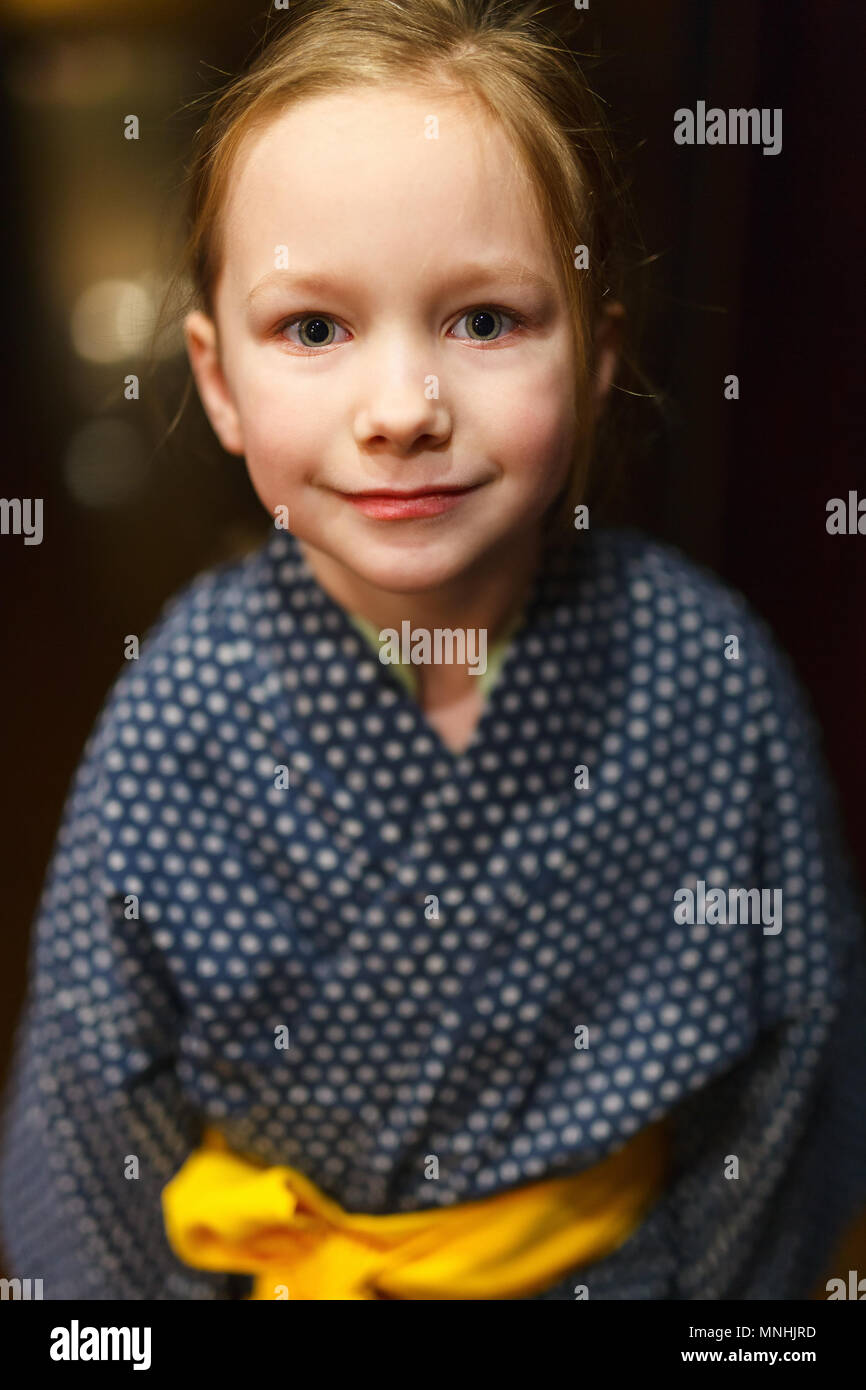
[{"left": 161, "top": 1119, "right": 668, "bottom": 1300}]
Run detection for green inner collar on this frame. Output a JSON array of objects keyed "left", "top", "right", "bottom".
[{"left": 348, "top": 608, "right": 524, "bottom": 703}]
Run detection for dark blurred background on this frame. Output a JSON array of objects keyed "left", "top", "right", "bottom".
[{"left": 1, "top": 0, "right": 864, "bottom": 1286}]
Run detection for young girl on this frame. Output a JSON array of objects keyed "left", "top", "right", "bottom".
[{"left": 2, "top": 0, "right": 864, "bottom": 1301}]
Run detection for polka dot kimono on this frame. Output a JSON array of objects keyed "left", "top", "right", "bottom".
[{"left": 1, "top": 527, "right": 865, "bottom": 1299}]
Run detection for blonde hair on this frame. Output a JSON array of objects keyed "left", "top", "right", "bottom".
[{"left": 175, "top": 0, "right": 639, "bottom": 546}]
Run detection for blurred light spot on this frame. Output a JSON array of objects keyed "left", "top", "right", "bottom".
[
  {"left": 63, "top": 419, "right": 149, "bottom": 507},
  {"left": 71, "top": 278, "right": 154, "bottom": 363}
]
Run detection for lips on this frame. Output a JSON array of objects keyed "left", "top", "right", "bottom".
[
  {"left": 338, "top": 483, "right": 482, "bottom": 520},
  {"left": 349, "top": 485, "right": 477, "bottom": 498}
]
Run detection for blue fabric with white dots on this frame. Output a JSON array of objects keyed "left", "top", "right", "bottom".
[{"left": 1, "top": 525, "right": 864, "bottom": 1300}]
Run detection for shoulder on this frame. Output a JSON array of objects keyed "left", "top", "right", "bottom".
[
  {"left": 64, "top": 536, "right": 280, "bottom": 826},
  {"left": 570, "top": 526, "right": 837, "bottom": 842},
  {"left": 139, "top": 534, "right": 276, "bottom": 661},
  {"left": 580, "top": 526, "right": 805, "bottom": 712},
  {"left": 584, "top": 526, "right": 760, "bottom": 631},
  {"left": 583, "top": 529, "right": 862, "bottom": 1013}
]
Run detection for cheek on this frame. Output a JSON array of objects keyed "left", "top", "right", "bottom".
[
  {"left": 233, "top": 356, "right": 327, "bottom": 483},
  {"left": 477, "top": 359, "right": 577, "bottom": 484}
]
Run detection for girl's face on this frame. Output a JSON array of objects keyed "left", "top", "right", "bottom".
[{"left": 186, "top": 86, "right": 582, "bottom": 596}]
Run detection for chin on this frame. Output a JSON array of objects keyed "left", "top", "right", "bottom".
[{"left": 348, "top": 546, "right": 478, "bottom": 595}]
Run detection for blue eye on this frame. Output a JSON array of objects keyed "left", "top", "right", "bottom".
[
  {"left": 296, "top": 316, "right": 334, "bottom": 348},
  {"left": 280, "top": 315, "right": 349, "bottom": 351},
  {"left": 451, "top": 306, "right": 525, "bottom": 343}
]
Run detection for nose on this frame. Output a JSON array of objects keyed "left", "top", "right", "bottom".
[{"left": 353, "top": 332, "right": 452, "bottom": 456}]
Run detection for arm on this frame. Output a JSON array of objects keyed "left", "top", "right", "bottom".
[
  {"left": 0, "top": 725, "right": 235, "bottom": 1301},
  {"left": 537, "top": 619, "right": 866, "bottom": 1301},
  {"left": 660, "top": 630, "right": 866, "bottom": 1299}
]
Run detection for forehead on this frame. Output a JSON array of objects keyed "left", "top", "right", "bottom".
[{"left": 217, "top": 85, "right": 562, "bottom": 299}]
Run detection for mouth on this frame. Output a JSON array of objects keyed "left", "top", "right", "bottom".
[{"left": 336, "top": 482, "right": 485, "bottom": 520}]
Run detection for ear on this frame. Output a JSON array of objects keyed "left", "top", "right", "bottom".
[
  {"left": 184, "top": 310, "right": 245, "bottom": 456},
  {"left": 590, "top": 300, "right": 625, "bottom": 420}
]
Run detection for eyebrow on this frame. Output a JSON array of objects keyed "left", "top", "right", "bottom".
[{"left": 245, "top": 259, "right": 558, "bottom": 307}]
